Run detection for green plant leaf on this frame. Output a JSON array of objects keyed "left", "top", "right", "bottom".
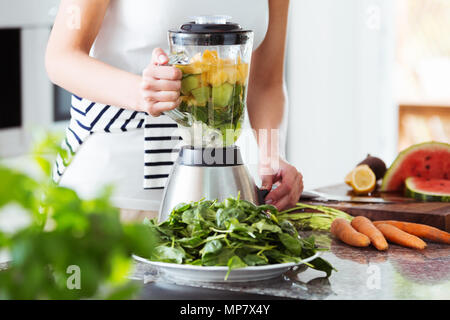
[
  {"left": 279, "top": 233, "right": 302, "bottom": 256},
  {"left": 153, "top": 245, "right": 184, "bottom": 264},
  {"left": 225, "top": 256, "right": 247, "bottom": 280}
]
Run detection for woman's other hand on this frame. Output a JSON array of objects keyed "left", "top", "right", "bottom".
[
  {"left": 260, "top": 158, "right": 304, "bottom": 211},
  {"left": 141, "top": 48, "right": 182, "bottom": 116}
]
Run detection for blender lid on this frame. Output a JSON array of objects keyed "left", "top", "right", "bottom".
[{"left": 169, "top": 15, "right": 253, "bottom": 46}]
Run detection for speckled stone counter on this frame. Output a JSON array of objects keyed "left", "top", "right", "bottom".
[{"left": 133, "top": 231, "right": 450, "bottom": 300}]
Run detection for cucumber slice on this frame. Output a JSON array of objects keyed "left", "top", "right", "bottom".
[
  {"left": 191, "top": 86, "right": 211, "bottom": 105},
  {"left": 181, "top": 75, "right": 200, "bottom": 95},
  {"left": 212, "top": 83, "right": 234, "bottom": 107}
]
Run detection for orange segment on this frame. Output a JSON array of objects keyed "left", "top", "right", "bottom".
[
  {"left": 349, "top": 165, "right": 376, "bottom": 194},
  {"left": 202, "top": 49, "right": 219, "bottom": 64},
  {"left": 180, "top": 50, "right": 250, "bottom": 87}
]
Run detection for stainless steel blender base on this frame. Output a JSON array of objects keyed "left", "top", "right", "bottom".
[{"left": 158, "top": 146, "right": 263, "bottom": 222}]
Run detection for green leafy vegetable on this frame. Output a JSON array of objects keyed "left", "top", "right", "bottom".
[
  {"left": 225, "top": 256, "right": 247, "bottom": 280},
  {"left": 0, "top": 132, "right": 157, "bottom": 299},
  {"left": 143, "top": 197, "right": 335, "bottom": 279},
  {"left": 278, "top": 203, "right": 353, "bottom": 231}
]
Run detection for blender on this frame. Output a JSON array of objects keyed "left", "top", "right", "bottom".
[{"left": 159, "top": 16, "right": 267, "bottom": 221}]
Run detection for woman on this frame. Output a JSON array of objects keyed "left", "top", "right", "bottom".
[{"left": 46, "top": 0, "right": 303, "bottom": 219}]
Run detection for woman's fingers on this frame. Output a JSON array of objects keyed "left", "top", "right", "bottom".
[
  {"left": 271, "top": 175, "right": 302, "bottom": 210},
  {"left": 152, "top": 48, "right": 169, "bottom": 65},
  {"left": 264, "top": 164, "right": 303, "bottom": 210},
  {"left": 144, "top": 98, "right": 182, "bottom": 117},
  {"left": 271, "top": 195, "right": 291, "bottom": 211},
  {"left": 152, "top": 99, "right": 182, "bottom": 113},
  {"left": 141, "top": 48, "right": 183, "bottom": 115},
  {"left": 260, "top": 174, "right": 274, "bottom": 191},
  {"left": 142, "top": 90, "right": 180, "bottom": 102},
  {"left": 265, "top": 170, "right": 295, "bottom": 203},
  {"left": 143, "top": 65, "right": 182, "bottom": 81},
  {"left": 153, "top": 66, "right": 182, "bottom": 80},
  {"left": 142, "top": 78, "right": 181, "bottom": 91}
]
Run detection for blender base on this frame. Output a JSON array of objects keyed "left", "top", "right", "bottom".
[{"left": 158, "top": 146, "right": 264, "bottom": 222}]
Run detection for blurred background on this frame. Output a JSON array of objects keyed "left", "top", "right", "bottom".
[{"left": 0, "top": 0, "right": 449, "bottom": 189}]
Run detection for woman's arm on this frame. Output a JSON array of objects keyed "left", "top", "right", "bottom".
[
  {"left": 46, "top": 0, "right": 181, "bottom": 115},
  {"left": 247, "top": 0, "right": 303, "bottom": 210}
]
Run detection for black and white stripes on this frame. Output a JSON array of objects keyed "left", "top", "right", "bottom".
[
  {"left": 53, "top": 95, "right": 182, "bottom": 189},
  {"left": 143, "top": 116, "right": 182, "bottom": 189}
]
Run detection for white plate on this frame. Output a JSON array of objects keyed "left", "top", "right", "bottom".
[{"left": 133, "top": 252, "right": 321, "bottom": 283}]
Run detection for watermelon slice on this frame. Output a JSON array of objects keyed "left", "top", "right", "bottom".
[
  {"left": 381, "top": 141, "right": 450, "bottom": 191},
  {"left": 405, "top": 177, "right": 450, "bottom": 202}
]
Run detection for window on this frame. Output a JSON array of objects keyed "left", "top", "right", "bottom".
[{"left": 395, "top": 0, "right": 450, "bottom": 150}]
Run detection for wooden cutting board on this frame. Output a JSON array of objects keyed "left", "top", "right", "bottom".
[{"left": 305, "top": 184, "right": 450, "bottom": 232}]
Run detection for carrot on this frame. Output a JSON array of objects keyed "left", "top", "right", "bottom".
[
  {"left": 373, "top": 220, "right": 450, "bottom": 245},
  {"left": 331, "top": 218, "right": 371, "bottom": 247},
  {"left": 375, "top": 224, "right": 427, "bottom": 250},
  {"left": 351, "top": 216, "right": 388, "bottom": 251}
]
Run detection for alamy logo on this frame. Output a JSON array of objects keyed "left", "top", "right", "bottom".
[
  {"left": 366, "top": 4, "right": 381, "bottom": 30},
  {"left": 66, "top": 5, "right": 81, "bottom": 30},
  {"left": 66, "top": 265, "right": 81, "bottom": 290},
  {"left": 366, "top": 264, "right": 381, "bottom": 290}
]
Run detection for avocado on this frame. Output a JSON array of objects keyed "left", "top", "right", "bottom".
[
  {"left": 212, "top": 83, "right": 234, "bottom": 107},
  {"left": 181, "top": 75, "right": 200, "bottom": 95},
  {"left": 191, "top": 86, "right": 211, "bottom": 105},
  {"left": 357, "top": 154, "right": 387, "bottom": 180}
]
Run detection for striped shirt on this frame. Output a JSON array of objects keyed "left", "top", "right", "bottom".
[{"left": 53, "top": 95, "right": 182, "bottom": 189}]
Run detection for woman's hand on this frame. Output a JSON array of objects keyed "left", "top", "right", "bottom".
[
  {"left": 260, "top": 158, "right": 304, "bottom": 211},
  {"left": 140, "top": 48, "right": 182, "bottom": 116}
]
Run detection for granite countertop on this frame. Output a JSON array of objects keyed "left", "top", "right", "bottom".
[{"left": 133, "top": 231, "right": 450, "bottom": 300}]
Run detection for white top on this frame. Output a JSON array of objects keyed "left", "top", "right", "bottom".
[
  {"left": 92, "top": 0, "right": 268, "bottom": 74},
  {"left": 59, "top": 0, "right": 268, "bottom": 211}
]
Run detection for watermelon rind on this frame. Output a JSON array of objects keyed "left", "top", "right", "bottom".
[
  {"left": 405, "top": 177, "right": 450, "bottom": 202},
  {"left": 381, "top": 141, "right": 450, "bottom": 192}
]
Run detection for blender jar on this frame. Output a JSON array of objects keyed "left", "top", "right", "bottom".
[{"left": 167, "top": 16, "right": 254, "bottom": 147}]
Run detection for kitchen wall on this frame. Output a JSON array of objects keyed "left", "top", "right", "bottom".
[{"left": 286, "top": 0, "right": 397, "bottom": 189}]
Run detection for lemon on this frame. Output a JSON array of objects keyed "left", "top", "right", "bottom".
[
  {"left": 347, "top": 165, "right": 376, "bottom": 195},
  {"left": 344, "top": 171, "right": 352, "bottom": 186}
]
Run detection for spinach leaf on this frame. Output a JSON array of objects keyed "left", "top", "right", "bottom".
[
  {"left": 243, "top": 254, "right": 268, "bottom": 266},
  {"left": 176, "top": 236, "right": 204, "bottom": 248},
  {"left": 202, "top": 239, "right": 223, "bottom": 255},
  {"left": 216, "top": 207, "right": 246, "bottom": 228},
  {"left": 252, "top": 219, "right": 282, "bottom": 234},
  {"left": 279, "top": 233, "right": 302, "bottom": 256},
  {"left": 309, "top": 257, "right": 336, "bottom": 278},
  {"left": 202, "top": 248, "right": 235, "bottom": 266},
  {"left": 153, "top": 245, "right": 185, "bottom": 264},
  {"left": 147, "top": 194, "right": 336, "bottom": 280},
  {"left": 225, "top": 256, "right": 247, "bottom": 280}
]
